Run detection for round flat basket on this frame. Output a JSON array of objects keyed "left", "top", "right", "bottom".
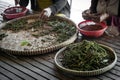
[
  {"left": 54, "top": 43, "right": 117, "bottom": 76},
  {"left": 0, "top": 14, "right": 77, "bottom": 55}
]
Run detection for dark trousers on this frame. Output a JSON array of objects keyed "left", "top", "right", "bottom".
[{"left": 19, "top": 0, "right": 40, "bottom": 11}]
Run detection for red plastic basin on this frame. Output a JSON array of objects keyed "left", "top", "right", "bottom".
[
  {"left": 77, "top": 20, "right": 108, "bottom": 37},
  {"left": 2, "top": 6, "right": 28, "bottom": 20}
]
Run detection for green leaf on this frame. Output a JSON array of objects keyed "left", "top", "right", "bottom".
[{"left": 21, "top": 40, "right": 31, "bottom": 46}]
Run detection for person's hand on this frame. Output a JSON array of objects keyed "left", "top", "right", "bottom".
[
  {"left": 91, "top": 13, "right": 109, "bottom": 22},
  {"left": 100, "top": 13, "right": 109, "bottom": 22},
  {"left": 39, "top": 10, "right": 48, "bottom": 20},
  {"left": 39, "top": 8, "right": 52, "bottom": 20}
]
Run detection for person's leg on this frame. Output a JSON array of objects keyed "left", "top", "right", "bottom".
[
  {"left": 106, "top": 16, "right": 112, "bottom": 26},
  {"left": 113, "top": 16, "right": 120, "bottom": 31},
  {"left": 19, "top": 0, "right": 29, "bottom": 7},
  {"left": 106, "top": 16, "right": 120, "bottom": 37},
  {"left": 31, "top": 0, "right": 40, "bottom": 11},
  {"left": 90, "top": 0, "right": 98, "bottom": 13}
]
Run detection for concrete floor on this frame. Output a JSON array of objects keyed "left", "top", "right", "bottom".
[{"left": 0, "top": 0, "right": 91, "bottom": 24}]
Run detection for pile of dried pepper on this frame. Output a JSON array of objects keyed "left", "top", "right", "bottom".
[{"left": 62, "top": 40, "right": 110, "bottom": 71}]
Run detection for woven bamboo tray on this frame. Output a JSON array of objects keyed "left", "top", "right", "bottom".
[
  {"left": 0, "top": 14, "right": 77, "bottom": 55},
  {"left": 54, "top": 43, "right": 117, "bottom": 76}
]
